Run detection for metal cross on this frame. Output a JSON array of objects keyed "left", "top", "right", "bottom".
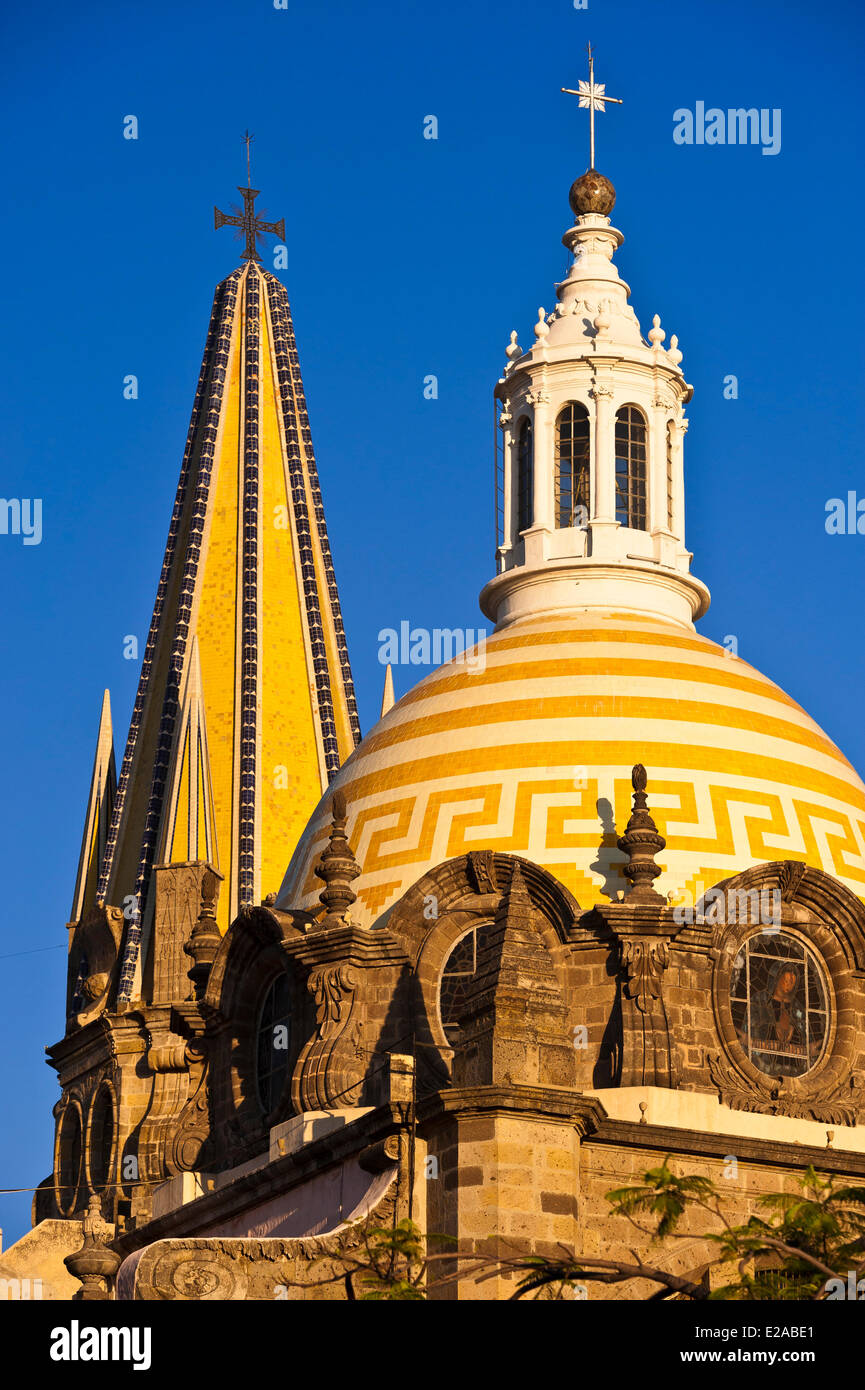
[
  {"left": 214, "top": 187, "right": 285, "bottom": 262},
  {"left": 214, "top": 135, "right": 285, "bottom": 263},
  {"left": 561, "top": 42, "right": 623, "bottom": 171}
]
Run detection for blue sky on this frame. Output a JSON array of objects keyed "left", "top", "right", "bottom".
[{"left": 1, "top": 0, "right": 863, "bottom": 1245}]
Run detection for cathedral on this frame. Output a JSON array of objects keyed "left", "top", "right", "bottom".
[{"left": 7, "top": 96, "right": 865, "bottom": 1301}]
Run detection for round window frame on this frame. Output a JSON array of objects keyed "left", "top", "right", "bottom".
[
  {"left": 437, "top": 923, "right": 488, "bottom": 1045},
  {"left": 712, "top": 915, "right": 853, "bottom": 1098},
  {"left": 724, "top": 930, "right": 831, "bottom": 1082},
  {"left": 414, "top": 910, "right": 495, "bottom": 1062}
]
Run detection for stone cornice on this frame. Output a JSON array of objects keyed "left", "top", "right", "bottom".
[
  {"left": 588, "top": 1117, "right": 865, "bottom": 1176},
  {"left": 418, "top": 1084, "right": 607, "bottom": 1136},
  {"left": 479, "top": 557, "right": 710, "bottom": 627},
  {"left": 281, "top": 922, "right": 410, "bottom": 969}
]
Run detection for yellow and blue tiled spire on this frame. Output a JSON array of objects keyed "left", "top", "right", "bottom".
[{"left": 82, "top": 192, "right": 359, "bottom": 1001}]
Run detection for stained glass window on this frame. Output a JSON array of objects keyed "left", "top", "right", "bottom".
[
  {"left": 614, "top": 406, "right": 647, "bottom": 530},
  {"left": 256, "top": 974, "right": 292, "bottom": 1115},
  {"left": 555, "top": 403, "right": 591, "bottom": 528},
  {"left": 729, "top": 933, "right": 828, "bottom": 1079}
]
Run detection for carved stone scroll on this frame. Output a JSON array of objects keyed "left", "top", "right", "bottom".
[
  {"left": 619, "top": 937, "right": 676, "bottom": 1087},
  {"left": 292, "top": 964, "right": 363, "bottom": 1110},
  {"left": 707, "top": 1052, "right": 864, "bottom": 1127}
]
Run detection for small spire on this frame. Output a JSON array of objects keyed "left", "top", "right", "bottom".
[
  {"left": 72, "top": 689, "right": 116, "bottom": 921},
  {"left": 315, "top": 790, "right": 361, "bottom": 928},
  {"left": 380, "top": 663, "right": 395, "bottom": 717},
  {"left": 157, "top": 636, "right": 218, "bottom": 867},
  {"left": 505, "top": 859, "right": 532, "bottom": 907},
  {"left": 617, "top": 764, "right": 666, "bottom": 899}
]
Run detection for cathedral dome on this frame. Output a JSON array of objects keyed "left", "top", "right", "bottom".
[{"left": 277, "top": 610, "right": 865, "bottom": 923}]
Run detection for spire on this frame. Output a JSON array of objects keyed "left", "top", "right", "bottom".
[
  {"left": 380, "top": 663, "right": 395, "bottom": 717},
  {"left": 70, "top": 690, "right": 116, "bottom": 923},
  {"left": 617, "top": 764, "right": 666, "bottom": 900},
  {"left": 481, "top": 89, "right": 710, "bottom": 633},
  {"left": 96, "top": 234, "right": 360, "bottom": 1001},
  {"left": 156, "top": 636, "right": 218, "bottom": 867}
]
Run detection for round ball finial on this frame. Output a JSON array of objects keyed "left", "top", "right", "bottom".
[{"left": 569, "top": 169, "right": 616, "bottom": 217}]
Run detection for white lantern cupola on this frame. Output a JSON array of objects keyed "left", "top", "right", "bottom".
[{"left": 482, "top": 166, "right": 709, "bottom": 632}]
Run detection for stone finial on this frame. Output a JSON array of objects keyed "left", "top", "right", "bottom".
[
  {"left": 315, "top": 790, "right": 361, "bottom": 928},
  {"left": 534, "top": 307, "right": 550, "bottom": 342},
  {"left": 617, "top": 764, "right": 666, "bottom": 899},
  {"left": 64, "top": 1196, "right": 121, "bottom": 1301},
  {"left": 648, "top": 313, "right": 665, "bottom": 348},
  {"left": 593, "top": 299, "right": 611, "bottom": 337},
  {"left": 505, "top": 329, "right": 521, "bottom": 360},
  {"left": 184, "top": 865, "right": 222, "bottom": 999},
  {"left": 667, "top": 334, "right": 683, "bottom": 366}
]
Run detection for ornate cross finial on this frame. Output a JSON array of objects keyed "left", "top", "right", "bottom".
[
  {"left": 561, "top": 41, "right": 623, "bottom": 171},
  {"left": 214, "top": 137, "right": 285, "bottom": 263},
  {"left": 617, "top": 763, "right": 666, "bottom": 899}
]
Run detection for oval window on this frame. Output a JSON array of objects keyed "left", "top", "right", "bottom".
[
  {"left": 89, "top": 1087, "right": 115, "bottom": 1193},
  {"left": 57, "top": 1104, "right": 83, "bottom": 1214}
]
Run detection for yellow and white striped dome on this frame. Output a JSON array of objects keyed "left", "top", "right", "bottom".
[{"left": 277, "top": 611, "right": 865, "bottom": 923}]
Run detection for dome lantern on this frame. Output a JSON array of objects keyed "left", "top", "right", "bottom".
[{"left": 484, "top": 53, "right": 709, "bottom": 632}]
